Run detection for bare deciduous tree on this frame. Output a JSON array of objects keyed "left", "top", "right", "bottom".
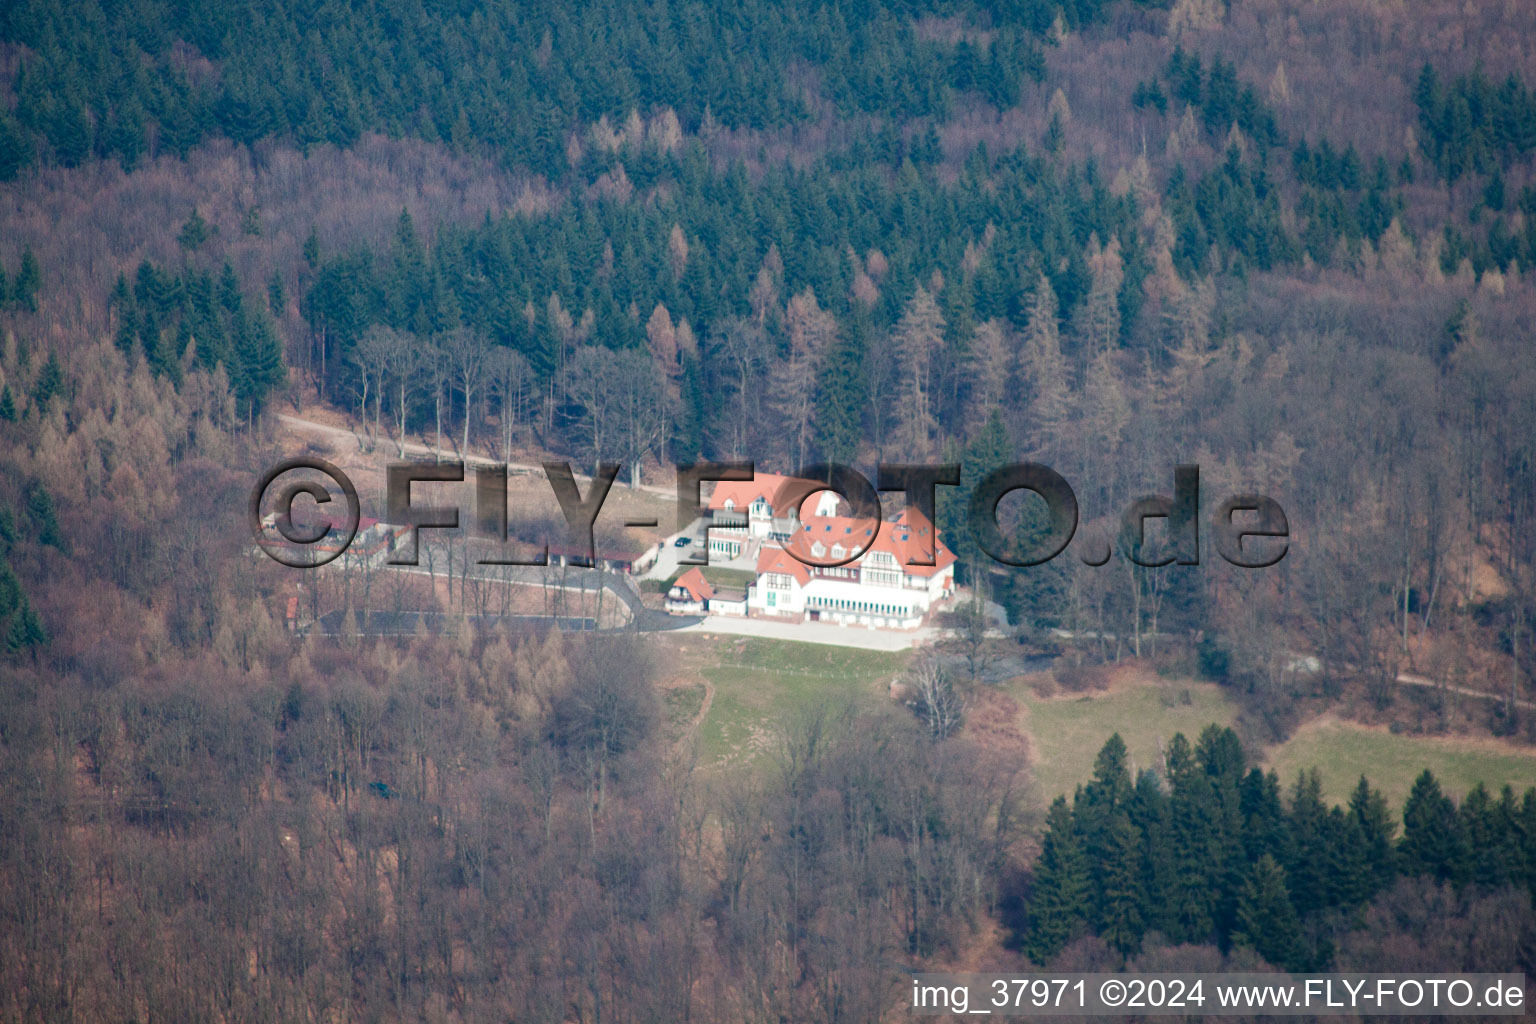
[{"left": 908, "top": 653, "right": 966, "bottom": 740}]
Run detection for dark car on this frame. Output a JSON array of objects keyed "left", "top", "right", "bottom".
[{"left": 673, "top": 535, "right": 693, "bottom": 548}]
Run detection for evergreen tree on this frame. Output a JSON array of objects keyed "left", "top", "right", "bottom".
[
  {"left": 1094, "top": 811, "right": 1146, "bottom": 957},
  {"left": 1283, "top": 770, "right": 1330, "bottom": 917},
  {"left": 1460, "top": 783, "right": 1522, "bottom": 888},
  {"left": 0, "top": 559, "right": 19, "bottom": 616},
  {"left": 0, "top": 386, "right": 14, "bottom": 422},
  {"left": 1347, "top": 776, "right": 1396, "bottom": 893},
  {"left": 303, "top": 226, "right": 321, "bottom": 269},
  {"left": 1129, "top": 767, "right": 1178, "bottom": 939},
  {"left": 1003, "top": 474, "right": 1069, "bottom": 632},
  {"left": 1399, "top": 770, "right": 1468, "bottom": 883},
  {"left": 4, "top": 596, "right": 46, "bottom": 655},
  {"left": 233, "top": 311, "right": 287, "bottom": 417},
  {"left": 1163, "top": 767, "right": 1220, "bottom": 944},
  {"left": 1025, "top": 796, "right": 1090, "bottom": 963},
  {"left": 1233, "top": 855, "right": 1305, "bottom": 971},
  {"left": 811, "top": 328, "right": 865, "bottom": 466},
  {"left": 51, "top": 99, "right": 93, "bottom": 168},
  {"left": 0, "top": 109, "right": 33, "bottom": 181},
  {"left": 27, "top": 485, "right": 65, "bottom": 551},
  {"left": 268, "top": 270, "right": 286, "bottom": 316},
  {"left": 13, "top": 248, "right": 40, "bottom": 311},
  {"left": 31, "top": 353, "right": 62, "bottom": 410},
  {"left": 178, "top": 208, "right": 211, "bottom": 251},
  {"left": 1239, "top": 767, "right": 1287, "bottom": 863}
]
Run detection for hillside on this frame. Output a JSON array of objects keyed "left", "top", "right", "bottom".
[{"left": 1, "top": 0, "right": 1534, "bottom": 1018}]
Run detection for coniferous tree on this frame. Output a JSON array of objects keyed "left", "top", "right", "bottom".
[
  {"left": 1025, "top": 796, "right": 1090, "bottom": 964},
  {"left": 268, "top": 271, "right": 286, "bottom": 316},
  {"left": 1399, "top": 770, "right": 1468, "bottom": 883},
  {"left": 0, "top": 386, "right": 14, "bottom": 423},
  {"left": 1078, "top": 735, "right": 1144, "bottom": 955},
  {"left": 1284, "top": 770, "right": 1331, "bottom": 917},
  {"left": 1239, "top": 767, "right": 1287, "bottom": 864},
  {"left": 811, "top": 329, "right": 865, "bottom": 467},
  {"left": 27, "top": 485, "right": 65, "bottom": 551},
  {"left": 4, "top": 595, "right": 46, "bottom": 655},
  {"left": 1233, "top": 854, "right": 1305, "bottom": 971},
  {"left": 1094, "top": 811, "right": 1146, "bottom": 958},
  {"left": 178, "top": 209, "right": 211, "bottom": 251},
  {"left": 13, "top": 248, "right": 40, "bottom": 311},
  {"left": 0, "top": 110, "right": 32, "bottom": 181},
  {"left": 1347, "top": 776, "right": 1397, "bottom": 895},
  {"left": 31, "top": 353, "right": 62, "bottom": 410},
  {"left": 1460, "top": 784, "right": 1523, "bottom": 888},
  {"left": 1163, "top": 759, "right": 1220, "bottom": 944}
]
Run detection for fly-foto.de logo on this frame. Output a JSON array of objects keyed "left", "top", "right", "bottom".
[{"left": 249, "top": 459, "right": 1288, "bottom": 571}]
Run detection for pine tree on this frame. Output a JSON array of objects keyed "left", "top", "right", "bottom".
[
  {"left": 13, "top": 248, "right": 40, "bottom": 312},
  {"left": 1233, "top": 855, "right": 1305, "bottom": 971},
  {"left": 5, "top": 595, "right": 46, "bottom": 655},
  {"left": 1025, "top": 796, "right": 1090, "bottom": 964},
  {"left": 234, "top": 313, "right": 287, "bottom": 417},
  {"left": 1094, "top": 811, "right": 1146, "bottom": 957},
  {"left": 1347, "top": 776, "right": 1396, "bottom": 893},
  {"left": 52, "top": 99, "right": 93, "bottom": 168},
  {"left": 0, "top": 559, "right": 19, "bottom": 617},
  {"left": 1163, "top": 769, "right": 1220, "bottom": 944},
  {"left": 1460, "top": 783, "right": 1522, "bottom": 888},
  {"left": 1004, "top": 465, "right": 1069, "bottom": 631},
  {"left": 1399, "top": 770, "right": 1468, "bottom": 883},
  {"left": 0, "top": 109, "right": 32, "bottom": 181},
  {"left": 942, "top": 409, "right": 1010, "bottom": 588},
  {"left": 27, "top": 486, "right": 65, "bottom": 551},
  {"left": 0, "top": 386, "right": 14, "bottom": 423},
  {"left": 268, "top": 270, "right": 286, "bottom": 316},
  {"left": 178, "top": 208, "right": 211, "bottom": 251},
  {"left": 1234, "top": 767, "right": 1284, "bottom": 865},
  {"left": 812, "top": 329, "right": 865, "bottom": 467},
  {"left": 31, "top": 353, "right": 62, "bottom": 410},
  {"left": 1283, "top": 770, "right": 1330, "bottom": 917}
]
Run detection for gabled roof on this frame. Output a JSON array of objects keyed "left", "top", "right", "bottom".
[
  {"left": 707, "top": 473, "right": 840, "bottom": 516},
  {"left": 707, "top": 472, "right": 791, "bottom": 511},
  {"left": 755, "top": 545, "right": 811, "bottom": 585},
  {"left": 672, "top": 567, "right": 715, "bottom": 602},
  {"left": 783, "top": 504, "right": 956, "bottom": 576}
]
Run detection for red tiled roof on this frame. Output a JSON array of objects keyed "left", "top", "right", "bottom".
[
  {"left": 672, "top": 567, "right": 715, "bottom": 602},
  {"left": 784, "top": 505, "right": 956, "bottom": 576},
  {"left": 707, "top": 473, "right": 840, "bottom": 516},
  {"left": 755, "top": 545, "right": 811, "bottom": 585},
  {"left": 707, "top": 472, "right": 791, "bottom": 511}
]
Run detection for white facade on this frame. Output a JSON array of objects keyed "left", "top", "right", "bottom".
[{"left": 712, "top": 477, "right": 956, "bottom": 631}]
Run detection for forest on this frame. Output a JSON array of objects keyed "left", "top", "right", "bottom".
[{"left": 2, "top": 0, "right": 1536, "bottom": 1018}]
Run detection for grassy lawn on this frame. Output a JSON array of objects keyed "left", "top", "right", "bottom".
[
  {"left": 693, "top": 637, "right": 909, "bottom": 765},
  {"left": 700, "top": 567, "right": 757, "bottom": 589},
  {"left": 1265, "top": 718, "right": 1536, "bottom": 812},
  {"left": 1018, "top": 680, "right": 1242, "bottom": 803}
]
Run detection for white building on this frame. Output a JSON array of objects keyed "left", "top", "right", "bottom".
[{"left": 700, "top": 475, "right": 957, "bottom": 630}]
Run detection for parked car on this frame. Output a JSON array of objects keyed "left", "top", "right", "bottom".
[{"left": 674, "top": 535, "right": 693, "bottom": 547}]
